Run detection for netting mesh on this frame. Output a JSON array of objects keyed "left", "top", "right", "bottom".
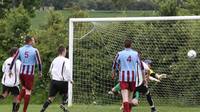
[{"left": 72, "top": 19, "right": 200, "bottom": 105}]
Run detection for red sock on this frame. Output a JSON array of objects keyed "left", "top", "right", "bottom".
[
  {"left": 129, "top": 103, "right": 132, "bottom": 112},
  {"left": 23, "top": 95, "right": 30, "bottom": 112},
  {"left": 123, "top": 102, "right": 130, "bottom": 112},
  {"left": 18, "top": 89, "right": 25, "bottom": 102}
]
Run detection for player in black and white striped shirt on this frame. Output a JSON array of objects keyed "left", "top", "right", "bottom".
[
  {"left": 0, "top": 47, "right": 21, "bottom": 112},
  {"left": 40, "top": 45, "right": 73, "bottom": 112}
]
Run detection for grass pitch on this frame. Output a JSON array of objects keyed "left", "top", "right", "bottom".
[{"left": 0, "top": 104, "right": 200, "bottom": 112}]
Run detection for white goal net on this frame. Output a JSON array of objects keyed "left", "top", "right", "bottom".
[{"left": 68, "top": 16, "right": 200, "bottom": 106}]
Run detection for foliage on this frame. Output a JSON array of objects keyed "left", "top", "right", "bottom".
[
  {"left": 181, "top": 0, "right": 200, "bottom": 15},
  {"left": 153, "top": 0, "right": 179, "bottom": 16},
  {"left": 0, "top": 0, "right": 12, "bottom": 18},
  {"left": 22, "top": 0, "right": 42, "bottom": 17},
  {"left": 0, "top": 5, "right": 30, "bottom": 53},
  {"left": 0, "top": 0, "right": 41, "bottom": 18}
]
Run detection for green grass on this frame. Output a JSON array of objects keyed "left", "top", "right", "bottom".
[
  {"left": 1, "top": 104, "right": 200, "bottom": 112},
  {"left": 31, "top": 10, "right": 156, "bottom": 29}
]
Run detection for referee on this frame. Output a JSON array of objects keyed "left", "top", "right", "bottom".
[{"left": 40, "top": 45, "right": 73, "bottom": 112}]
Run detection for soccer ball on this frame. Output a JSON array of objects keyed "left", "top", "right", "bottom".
[{"left": 187, "top": 50, "right": 197, "bottom": 59}]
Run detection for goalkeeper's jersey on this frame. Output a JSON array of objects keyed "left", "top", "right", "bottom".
[{"left": 149, "top": 69, "right": 156, "bottom": 78}]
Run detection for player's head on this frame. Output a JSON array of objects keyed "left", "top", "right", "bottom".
[
  {"left": 25, "top": 35, "right": 35, "bottom": 45},
  {"left": 144, "top": 59, "right": 153, "bottom": 68},
  {"left": 124, "top": 39, "right": 132, "bottom": 48},
  {"left": 58, "top": 45, "right": 66, "bottom": 57},
  {"left": 10, "top": 47, "right": 18, "bottom": 57}
]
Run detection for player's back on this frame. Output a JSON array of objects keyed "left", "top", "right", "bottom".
[
  {"left": 2, "top": 57, "right": 21, "bottom": 87},
  {"left": 16, "top": 45, "right": 42, "bottom": 75},
  {"left": 50, "top": 56, "right": 70, "bottom": 81},
  {"left": 118, "top": 48, "right": 139, "bottom": 82},
  {"left": 19, "top": 45, "right": 37, "bottom": 65},
  {"left": 118, "top": 48, "right": 138, "bottom": 71}
]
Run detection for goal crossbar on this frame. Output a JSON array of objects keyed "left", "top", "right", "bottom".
[{"left": 70, "top": 16, "right": 200, "bottom": 22}]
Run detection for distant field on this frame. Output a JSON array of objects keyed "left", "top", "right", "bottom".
[
  {"left": 31, "top": 10, "right": 156, "bottom": 29},
  {"left": 0, "top": 104, "right": 200, "bottom": 112}
]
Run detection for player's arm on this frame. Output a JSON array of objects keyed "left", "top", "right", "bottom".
[
  {"left": 149, "top": 76, "right": 160, "bottom": 82},
  {"left": 112, "top": 53, "right": 119, "bottom": 79},
  {"left": 155, "top": 73, "right": 167, "bottom": 80},
  {"left": 9, "top": 50, "right": 20, "bottom": 71},
  {"left": 35, "top": 49, "right": 42, "bottom": 78},
  {"left": 150, "top": 69, "right": 167, "bottom": 80},
  {"left": 16, "top": 60, "right": 21, "bottom": 74}
]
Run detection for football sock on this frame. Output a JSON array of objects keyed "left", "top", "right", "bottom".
[
  {"left": 23, "top": 95, "right": 30, "bottom": 112},
  {"left": 18, "top": 88, "right": 25, "bottom": 102},
  {"left": 12, "top": 102, "right": 16, "bottom": 112},
  {"left": 62, "top": 94, "right": 68, "bottom": 105},
  {"left": 40, "top": 99, "right": 52, "bottom": 112},
  {"left": 129, "top": 103, "right": 132, "bottom": 111},
  {"left": 146, "top": 92, "right": 154, "bottom": 107},
  {"left": 123, "top": 102, "right": 130, "bottom": 112}
]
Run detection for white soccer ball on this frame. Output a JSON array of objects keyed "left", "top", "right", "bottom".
[{"left": 187, "top": 50, "right": 197, "bottom": 59}]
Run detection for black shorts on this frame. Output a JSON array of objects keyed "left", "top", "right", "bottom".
[
  {"left": 49, "top": 80, "right": 68, "bottom": 97},
  {"left": 2, "top": 85, "right": 19, "bottom": 96},
  {"left": 135, "top": 83, "right": 148, "bottom": 94}
]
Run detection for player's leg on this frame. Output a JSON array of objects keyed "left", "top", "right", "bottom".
[
  {"left": 11, "top": 86, "right": 20, "bottom": 112},
  {"left": 108, "top": 83, "right": 121, "bottom": 95},
  {"left": 18, "top": 86, "right": 26, "bottom": 102},
  {"left": 18, "top": 74, "right": 26, "bottom": 102},
  {"left": 22, "top": 75, "right": 34, "bottom": 112},
  {"left": 146, "top": 90, "right": 157, "bottom": 112},
  {"left": 131, "top": 91, "right": 139, "bottom": 106},
  {"left": 141, "top": 84, "right": 157, "bottom": 112},
  {"left": 128, "top": 82, "right": 136, "bottom": 112},
  {"left": 59, "top": 81, "right": 69, "bottom": 112},
  {"left": 120, "top": 82, "right": 130, "bottom": 112},
  {"left": 128, "top": 91, "right": 133, "bottom": 112},
  {"left": 60, "top": 93, "right": 69, "bottom": 112},
  {"left": 40, "top": 80, "right": 57, "bottom": 112},
  {"left": 0, "top": 85, "right": 9, "bottom": 100},
  {"left": 40, "top": 97, "right": 55, "bottom": 112}
]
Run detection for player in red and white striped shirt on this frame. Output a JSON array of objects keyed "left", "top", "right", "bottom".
[{"left": 112, "top": 39, "right": 145, "bottom": 112}]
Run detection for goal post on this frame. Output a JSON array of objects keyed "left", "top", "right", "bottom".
[{"left": 68, "top": 16, "right": 200, "bottom": 106}]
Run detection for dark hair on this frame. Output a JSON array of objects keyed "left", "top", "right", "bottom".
[
  {"left": 25, "top": 35, "right": 33, "bottom": 44},
  {"left": 124, "top": 39, "right": 132, "bottom": 48},
  {"left": 58, "top": 45, "right": 66, "bottom": 55},
  {"left": 10, "top": 47, "right": 18, "bottom": 56}
]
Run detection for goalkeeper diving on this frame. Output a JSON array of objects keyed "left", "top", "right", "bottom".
[{"left": 109, "top": 60, "right": 167, "bottom": 112}]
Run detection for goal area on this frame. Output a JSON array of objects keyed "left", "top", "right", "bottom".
[{"left": 68, "top": 16, "right": 200, "bottom": 106}]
